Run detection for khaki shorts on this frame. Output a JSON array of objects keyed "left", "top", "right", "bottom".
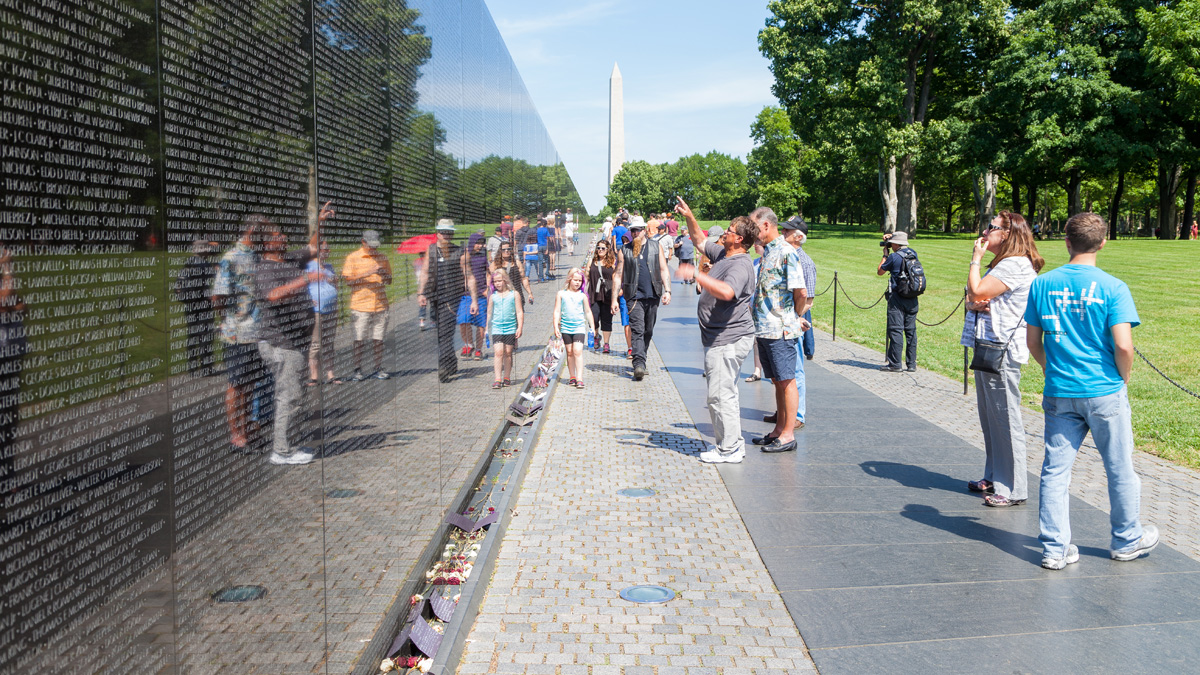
[{"left": 352, "top": 309, "right": 388, "bottom": 341}]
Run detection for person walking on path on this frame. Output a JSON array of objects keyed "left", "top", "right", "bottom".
[
  {"left": 614, "top": 217, "right": 671, "bottom": 381},
  {"left": 748, "top": 207, "right": 808, "bottom": 454},
  {"left": 491, "top": 241, "right": 533, "bottom": 307},
  {"left": 515, "top": 216, "right": 540, "bottom": 285},
  {"left": 586, "top": 239, "right": 618, "bottom": 354},
  {"left": 342, "top": 229, "right": 393, "bottom": 380},
  {"left": 769, "top": 216, "right": 813, "bottom": 431},
  {"left": 536, "top": 218, "right": 553, "bottom": 282},
  {"left": 674, "top": 199, "right": 758, "bottom": 464},
  {"left": 457, "top": 232, "right": 490, "bottom": 361},
  {"left": 306, "top": 240, "right": 340, "bottom": 385},
  {"left": 877, "top": 231, "right": 921, "bottom": 371},
  {"left": 1025, "top": 212, "right": 1160, "bottom": 570},
  {"left": 486, "top": 269, "right": 523, "bottom": 389},
  {"left": 552, "top": 268, "right": 595, "bottom": 389},
  {"left": 961, "top": 211, "right": 1043, "bottom": 507},
  {"left": 253, "top": 209, "right": 328, "bottom": 466},
  {"left": 419, "top": 219, "right": 475, "bottom": 383}
]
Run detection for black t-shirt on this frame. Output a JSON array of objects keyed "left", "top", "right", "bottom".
[
  {"left": 635, "top": 244, "right": 656, "bottom": 300},
  {"left": 256, "top": 248, "right": 315, "bottom": 351}
]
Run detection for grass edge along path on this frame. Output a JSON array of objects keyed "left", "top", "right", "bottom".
[{"left": 692, "top": 220, "right": 1200, "bottom": 471}]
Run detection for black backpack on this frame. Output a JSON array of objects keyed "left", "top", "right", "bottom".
[{"left": 894, "top": 248, "right": 926, "bottom": 298}]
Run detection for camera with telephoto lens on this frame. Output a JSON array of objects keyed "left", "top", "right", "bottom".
[{"left": 879, "top": 238, "right": 892, "bottom": 248}]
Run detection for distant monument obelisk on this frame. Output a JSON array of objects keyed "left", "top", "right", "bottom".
[{"left": 608, "top": 63, "right": 625, "bottom": 189}]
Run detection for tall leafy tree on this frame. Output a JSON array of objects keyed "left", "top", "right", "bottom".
[
  {"left": 747, "top": 107, "right": 807, "bottom": 218},
  {"left": 663, "top": 152, "right": 756, "bottom": 220},
  {"left": 606, "top": 161, "right": 667, "bottom": 214}
]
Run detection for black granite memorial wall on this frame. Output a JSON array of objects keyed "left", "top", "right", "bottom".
[{"left": 0, "top": 0, "right": 583, "bottom": 671}]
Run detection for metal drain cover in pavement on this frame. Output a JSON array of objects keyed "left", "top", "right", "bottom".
[
  {"left": 615, "top": 433, "right": 642, "bottom": 440},
  {"left": 617, "top": 488, "right": 656, "bottom": 498},
  {"left": 212, "top": 585, "right": 267, "bottom": 603},
  {"left": 619, "top": 585, "right": 675, "bottom": 604},
  {"left": 615, "top": 399, "right": 638, "bottom": 403},
  {"left": 393, "top": 434, "right": 418, "bottom": 443},
  {"left": 326, "top": 489, "right": 362, "bottom": 499}
]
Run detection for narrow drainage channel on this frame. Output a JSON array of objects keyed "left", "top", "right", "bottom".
[{"left": 360, "top": 339, "right": 567, "bottom": 675}]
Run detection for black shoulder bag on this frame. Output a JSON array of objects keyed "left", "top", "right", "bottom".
[{"left": 970, "top": 313, "right": 1024, "bottom": 375}]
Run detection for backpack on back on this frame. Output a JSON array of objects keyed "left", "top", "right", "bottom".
[{"left": 895, "top": 248, "right": 926, "bottom": 298}]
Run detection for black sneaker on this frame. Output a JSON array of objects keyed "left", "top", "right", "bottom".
[
  {"left": 632, "top": 365, "right": 646, "bottom": 381},
  {"left": 905, "top": 366, "right": 917, "bottom": 372},
  {"left": 879, "top": 365, "right": 903, "bottom": 372}
]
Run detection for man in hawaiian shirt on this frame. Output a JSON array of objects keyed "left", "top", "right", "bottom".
[
  {"left": 213, "top": 216, "right": 268, "bottom": 451},
  {"left": 748, "top": 207, "right": 809, "bottom": 453}
]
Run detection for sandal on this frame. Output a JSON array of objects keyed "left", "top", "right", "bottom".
[
  {"left": 327, "top": 377, "right": 344, "bottom": 385},
  {"left": 492, "top": 380, "right": 502, "bottom": 389},
  {"left": 967, "top": 479, "right": 995, "bottom": 494},
  {"left": 566, "top": 378, "right": 577, "bottom": 386},
  {"left": 983, "top": 494, "right": 1025, "bottom": 507},
  {"left": 502, "top": 378, "right": 512, "bottom": 387},
  {"left": 575, "top": 380, "right": 585, "bottom": 389},
  {"left": 745, "top": 374, "right": 761, "bottom": 382},
  {"left": 305, "top": 379, "right": 319, "bottom": 387}
]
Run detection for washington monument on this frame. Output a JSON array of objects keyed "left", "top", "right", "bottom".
[{"left": 608, "top": 63, "right": 624, "bottom": 188}]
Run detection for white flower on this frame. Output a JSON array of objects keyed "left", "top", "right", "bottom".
[
  {"left": 417, "top": 658, "right": 433, "bottom": 673},
  {"left": 380, "top": 658, "right": 395, "bottom": 672}
]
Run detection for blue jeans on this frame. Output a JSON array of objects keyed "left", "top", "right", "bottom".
[
  {"left": 1039, "top": 388, "right": 1143, "bottom": 558},
  {"left": 524, "top": 257, "right": 540, "bottom": 283},
  {"left": 793, "top": 340, "right": 806, "bottom": 423}
]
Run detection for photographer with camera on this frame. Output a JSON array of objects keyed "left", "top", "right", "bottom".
[{"left": 876, "top": 231, "right": 925, "bottom": 372}]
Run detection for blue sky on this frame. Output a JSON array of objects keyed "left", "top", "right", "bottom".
[{"left": 486, "top": 0, "right": 779, "bottom": 214}]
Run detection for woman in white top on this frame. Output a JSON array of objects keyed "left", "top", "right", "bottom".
[
  {"left": 962, "top": 211, "right": 1044, "bottom": 507},
  {"left": 552, "top": 267, "right": 595, "bottom": 389}
]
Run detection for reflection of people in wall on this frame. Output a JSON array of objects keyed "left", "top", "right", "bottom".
[
  {"left": 214, "top": 217, "right": 269, "bottom": 451},
  {"left": 254, "top": 205, "right": 329, "bottom": 466},
  {"left": 458, "top": 232, "right": 490, "bottom": 361},
  {"left": 307, "top": 240, "right": 339, "bottom": 385},
  {"left": 418, "top": 219, "right": 474, "bottom": 383},
  {"left": 342, "top": 230, "right": 392, "bottom": 380},
  {"left": 175, "top": 239, "right": 219, "bottom": 376},
  {"left": 0, "top": 243, "right": 26, "bottom": 488}
]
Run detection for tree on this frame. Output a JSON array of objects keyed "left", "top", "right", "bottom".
[
  {"left": 606, "top": 161, "right": 667, "bottom": 214},
  {"left": 747, "top": 107, "right": 807, "bottom": 218},
  {"left": 760, "top": 0, "right": 1007, "bottom": 233},
  {"left": 663, "top": 152, "right": 755, "bottom": 220}
]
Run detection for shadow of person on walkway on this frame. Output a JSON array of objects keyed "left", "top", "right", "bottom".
[
  {"left": 607, "top": 426, "right": 707, "bottom": 457},
  {"left": 663, "top": 365, "right": 703, "bottom": 376},
  {"left": 861, "top": 461, "right": 969, "bottom": 494},
  {"left": 830, "top": 358, "right": 884, "bottom": 370},
  {"left": 901, "top": 504, "right": 1044, "bottom": 565}
]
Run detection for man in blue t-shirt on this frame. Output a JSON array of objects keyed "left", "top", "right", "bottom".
[
  {"left": 1025, "top": 212, "right": 1158, "bottom": 570},
  {"left": 536, "top": 218, "right": 552, "bottom": 282}
]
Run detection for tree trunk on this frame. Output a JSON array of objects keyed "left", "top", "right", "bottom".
[
  {"left": 1011, "top": 180, "right": 1021, "bottom": 213},
  {"left": 879, "top": 157, "right": 898, "bottom": 233},
  {"left": 1066, "top": 169, "right": 1082, "bottom": 216},
  {"left": 1108, "top": 169, "right": 1126, "bottom": 239},
  {"left": 1180, "top": 171, "right": 1196, "bottom": 240},
  {"left": 1157, "top": 160, "right": 1183, "bottom": 239},
  {"left": 972, "top": 169, "right": 997, "bottom": 234},
  {"left": 897, "top": 155, "right": 918, "bottom": 234},
  {"left": 1026, "top": 183, "right": 1038, "bottom": 224}
]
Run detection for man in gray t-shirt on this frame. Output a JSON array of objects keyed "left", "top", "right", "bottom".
[{"left": 674, "top": 198, "right": 759, "bottom": 463}]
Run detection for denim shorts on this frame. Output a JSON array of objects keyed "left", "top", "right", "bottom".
[
  {"left": 619, "top": 296, "right": 629, "bottom": 327},
  {"left": 757, "top": 337, "right": 798, "bottom": 382}
]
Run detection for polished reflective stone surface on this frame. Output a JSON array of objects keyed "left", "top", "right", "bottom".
[{"left": 0, "top": 1, "right": 581, "bottom": 672}]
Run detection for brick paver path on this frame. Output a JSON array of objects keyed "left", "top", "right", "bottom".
[
  {"left": 459, "top": 343, "right": 817, "bottom": 675},
  {"left": 811, "top": 329, "right": 1200, "bottom": 562}
]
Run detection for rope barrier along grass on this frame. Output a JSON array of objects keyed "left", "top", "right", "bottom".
[
  {"left": 835, "top": 278, "right": 885, "bottom": 310},
  {"left": 811, "top": 278, "right": 835, "bottom": 298},
  {"left": 1135, "top": 347, "right": 1200, "bottom": 401},
  {"left": 916, "top": 292, "right": 966, "bottom": 327}
]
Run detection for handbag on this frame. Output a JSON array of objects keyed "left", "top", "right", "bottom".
[{"left": 970, "top": 314, "right": 1023, "bottom": 375}]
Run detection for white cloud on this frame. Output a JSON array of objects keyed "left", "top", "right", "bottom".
[
  {"left": 494, "top": 1, "right": 622, "bottom": 38},
  {"left": 626, "top": 73, "right": 776, "bottom": 114}
]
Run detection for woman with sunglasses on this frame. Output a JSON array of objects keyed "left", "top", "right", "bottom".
[
  {"left": 491, "top": 242, "right": 534, "bottom": 306},
  {"left": 961, "top": 211, "right": 1044, "bottom": 507},
  {"left": 586, "top": 239, "right": 617, "bottom": 353}
]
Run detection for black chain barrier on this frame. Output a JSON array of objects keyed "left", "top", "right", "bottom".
[
  {"left": 835, "top": 279, "right": 885, "bottom": 310},
  {"left": 1135, "top": 348, "right": 1200, "bottom": 401},
  {"left": 916, "top": 292, "right": 967, "bottom": 327},
  {"left": 811, "top": 278, "right": 835, "bottom": 298}
]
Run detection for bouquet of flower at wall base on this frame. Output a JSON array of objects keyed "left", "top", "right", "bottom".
[
  {"left": 379, "top": 656, "right": 432, "bottom": 673},
  {"left": 425, "top": 557, "right": 473, "bottom": 585},
  {"left": 448, "top": 528, "right": 487, "bottom": 544}
]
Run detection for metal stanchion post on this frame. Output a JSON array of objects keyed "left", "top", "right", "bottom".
[
  {"left": 832, "top": 271, "right": 838, "bottom": 342},
  {"left": 963, "top": 347, "right": 969, "bottom": 395}
]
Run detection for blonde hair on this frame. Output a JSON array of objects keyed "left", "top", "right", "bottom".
[
  {"left": 562, "top": 267, "right": 584, "bottom": 290},
  {"left": 491, "top": 268, "right": 513, "bottom": 292}
]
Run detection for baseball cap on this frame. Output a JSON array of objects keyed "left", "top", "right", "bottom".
[
  {"left": 781, "top": 216, "right": 808, "bottom": 235},
  {"left": 362, "top": 230, "right": 382, "bottom": 247},
  {"left": 707, "top": 225, "right": 724, "bottom": 237}
]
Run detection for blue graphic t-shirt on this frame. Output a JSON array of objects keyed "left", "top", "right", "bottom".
[
  {"left": 537, "top": 226, "right": 550, "bottom": 248},
  {"left": 1024, "top": 264, "right": 1139, "bottom": 398}
]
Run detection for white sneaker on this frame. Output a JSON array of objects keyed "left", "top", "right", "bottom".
[
  {"left": 1041, "top": 544, "right": 1080, "bottom": 570},
  {"left": 1112, "top": 524, "right": 1160, "bottom": 561},
  {"left": 269, "top": 448, "right": 316, "bottom": 465},
  {"left": 699, "top": 448, "right": 744, "bottom": 464}
]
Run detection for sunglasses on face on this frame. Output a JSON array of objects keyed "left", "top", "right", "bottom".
[{"left": 987, "top": 224, "right": 1005, "bottom": 232}]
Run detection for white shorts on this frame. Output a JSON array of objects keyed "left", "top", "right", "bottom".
[{"left": 352, "top": 309, "right": 388, "bottom": 341}]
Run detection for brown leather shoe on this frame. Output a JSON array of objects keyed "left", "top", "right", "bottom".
[{"left": 763, "top": 413, "right": 777, "bottom": 423}]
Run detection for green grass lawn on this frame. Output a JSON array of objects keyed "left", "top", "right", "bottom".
[{"left": 696, "top": 220, "right": 1200, "bottom": 470}]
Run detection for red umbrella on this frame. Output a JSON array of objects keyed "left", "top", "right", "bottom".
[{"left": 395, "top": 233, "right": 437, "bottom": 254}]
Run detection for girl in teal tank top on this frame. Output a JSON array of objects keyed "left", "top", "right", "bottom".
[
  {"left": 486, "top": 269, "right": 523, "bottom": 389},
  {"left": 553, "top": 268, "right": 595, "bottom": 389}
]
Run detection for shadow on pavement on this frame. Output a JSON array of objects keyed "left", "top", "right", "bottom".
[
  {"left": 861, "top": 461, "right": 971, "bottom": 494},
  {"left": 900, "top": 504, "right": 1043, "bottom": 565}
]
